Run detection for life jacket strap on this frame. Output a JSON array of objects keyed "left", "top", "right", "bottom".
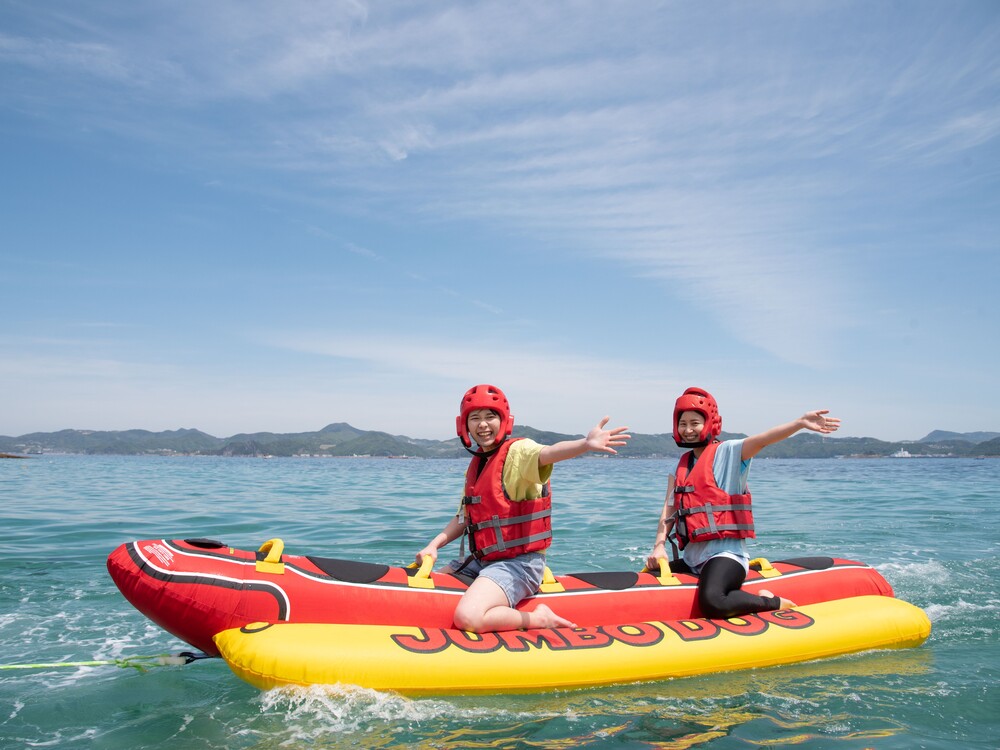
[
  {"left": 470, "top": 509, "right": 552, "bottom": 558},
  {"left": 674, "top": 503, "right": 754, "bottom": 539},
  {"left": 475, "top": 530, "right": 552, "bottom": 558},
  {"left": 675, "top": 503, "right": 751, "bottom": 516},
  {"left": 468, "top": 508, "right": 551, "bottom": 533}
]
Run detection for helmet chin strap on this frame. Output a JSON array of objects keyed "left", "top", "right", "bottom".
[
  {"left": 674, "top": 437, "right": 717, "bottom": 449},
  {"left": 463, "top": 437, "right": 505, "bottom": 457}
]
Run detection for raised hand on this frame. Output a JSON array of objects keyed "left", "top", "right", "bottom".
[
  {"left": 801, "top": 410, "right": 841, "bottom": 434},
  {"left": 585, "top": 416, "right": 631, "bottom": 454}
]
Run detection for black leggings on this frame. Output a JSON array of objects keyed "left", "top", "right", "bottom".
[{"left": 672, "top": 556, "right": 781, "bottom": 619}]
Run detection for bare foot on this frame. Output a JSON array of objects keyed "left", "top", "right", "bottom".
[
  {"left": 760, "top": 589, "right": 797, "bottom": 609},
  {"left": 527, "top": 603, "right": 578, "bottom": 629}
]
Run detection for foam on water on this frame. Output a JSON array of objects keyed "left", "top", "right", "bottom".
[{"left": 261, "top": 684, "right": 494, "bottom": 733}]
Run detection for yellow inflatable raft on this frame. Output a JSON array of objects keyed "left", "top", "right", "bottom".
[{"left": 214, "top": 595, "right": 931, "bottom": 694}]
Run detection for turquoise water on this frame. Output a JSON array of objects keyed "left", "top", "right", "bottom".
[{"left": 1, "top": 455, "right": 997, "bottom": 749}]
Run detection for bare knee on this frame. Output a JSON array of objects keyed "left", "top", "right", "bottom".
[
  {"left": 454, "top": 575, "right": 511, "bottom": 632},
  {"left": 453, "top": 601, "right": 485, "bottom": 632}
]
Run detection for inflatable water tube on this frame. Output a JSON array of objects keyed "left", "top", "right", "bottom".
[
  {"left": 108, "top": 537, "right": 896, "bottom": 655},
  {"left": 107, "top": 537, "right": 930, "bottom": 692},
  {"left": 215, "top": 596, "right": 930, "bottom": 694}
]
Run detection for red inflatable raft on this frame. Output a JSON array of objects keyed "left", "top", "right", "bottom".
[{"left": 107, "top": 537, "right": 894, "bottom": 656}]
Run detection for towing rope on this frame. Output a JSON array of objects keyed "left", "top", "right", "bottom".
[{"left": 0, "top": 651, "right": 214, "bottom": 671}]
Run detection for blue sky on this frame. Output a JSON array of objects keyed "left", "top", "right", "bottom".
[{"left": 1, "top": 1, "right": 997, "bottom": 443}]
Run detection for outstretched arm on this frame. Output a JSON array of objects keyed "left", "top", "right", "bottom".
[
  {"left": 538, "top": 416, "right": 631, "bottom": 467},
  {"left": 741, "top": 410, "right": 840, "bottom": 460}
]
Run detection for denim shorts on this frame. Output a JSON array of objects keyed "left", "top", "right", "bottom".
[{"left": 446, "top": 552, "right": 546, "bottom": 607}]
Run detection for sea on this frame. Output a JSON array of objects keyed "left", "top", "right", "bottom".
[{"left": 1, "top": 455, "right": 997, "bottom": 749}]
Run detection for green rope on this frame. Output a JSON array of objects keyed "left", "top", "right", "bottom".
[{"left": 0, "top": 652, "right": 213, "bottom": 672}]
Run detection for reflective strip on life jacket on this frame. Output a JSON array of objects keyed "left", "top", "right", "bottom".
[
  {"left": 675, "top": 502, "right": 754, "bottom": 536},
  {"left": 469, "top": 509, "right": 552, "bottom": 557}
]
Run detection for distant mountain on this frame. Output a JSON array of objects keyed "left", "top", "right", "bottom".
[
  {"left": 976, "top": 436, "right": 1000, "bottom": 456},
  {"left": 2, "top": 425, "right": 998, "bottom": 458},
  {"left": 0, "top": 428, "right": 221, "bottom": 455},
  {"left": 918, "top": 430, "right": 1000, "bottom": 444}
]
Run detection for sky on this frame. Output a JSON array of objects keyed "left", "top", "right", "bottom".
[{"left": 1, "top": 1, "right": 998, "bottom": 443}]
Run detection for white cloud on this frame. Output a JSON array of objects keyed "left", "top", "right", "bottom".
[
  {"left": 1, "top": 1, "right": 996, "bottom": 442},
  {"left": 0, "top": 33, "right": 130, "bottom": 80}
]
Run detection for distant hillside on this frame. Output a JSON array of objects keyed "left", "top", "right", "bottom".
[
  {"left": 975, "top": 436, "right": 1000, "bottom": 456},
  {"left": 0, "top": 424, "right": 465, "bottom": 459},
  {"left": 1, "top": 428, "right": 221, "bottom": 455},
  {"left": 918, "top": 430, "right": 1000, "bottom": 444},
  {"left": 1, "top": 425, "right": 998, "bottom": 458}
]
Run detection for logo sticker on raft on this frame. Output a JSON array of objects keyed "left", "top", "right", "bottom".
[{"left": 391, "top": 609, "right": 815, "bottom": 655}]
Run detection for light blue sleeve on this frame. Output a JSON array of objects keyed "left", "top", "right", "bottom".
[{"left": 712, "top": 439, "right": 751, "bottom": 494}]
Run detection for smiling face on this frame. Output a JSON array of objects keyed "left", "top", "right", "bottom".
[
  {"left": 676, "top": 410, "right": 707, "bottom": 444},
  {"left": 467, "top": 409, "right": 503, "bottom": 450}
]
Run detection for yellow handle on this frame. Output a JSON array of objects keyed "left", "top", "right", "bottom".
[
  {"left": 406, "top": 556, "right": 436, "bottom": 589},
  {"left": 639, "top": 558, "right": 680, "bottom": 585},
  {"left": 655, "top": 557, "right": 681, "bottom": 586},
  {"left": 750, "top": 557, "right": 781, "bottom": 578},
  {"left": 255, "top": 538, "right": 285, "bottom": 574},
  {"left": 538, "top": 565, "right": 565, "bottom": 593}
]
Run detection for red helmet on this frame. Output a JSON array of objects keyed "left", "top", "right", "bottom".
[
  {"left": 673, "top": 387, "right": 722, "bottom": 447},
  {"left": 456, "top": 384, "right": 513, "bottom": 448}
]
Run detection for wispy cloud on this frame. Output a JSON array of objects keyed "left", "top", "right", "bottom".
[
  {"left": 256, "top": 328, "right": 684, "bottom": 420},
  {"left": 0, "top": 33, "right": 131, "bottom": 80},
  {"left": 1, "top": 2, "right": 996, "bottom": 439}
]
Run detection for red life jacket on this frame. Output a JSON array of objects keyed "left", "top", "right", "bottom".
[
  {"left": 671, "top": 441, "right": 755, "bottom": 549},
  {"left": 462, "top": 438, "right": 552, "bottom": 561}
]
